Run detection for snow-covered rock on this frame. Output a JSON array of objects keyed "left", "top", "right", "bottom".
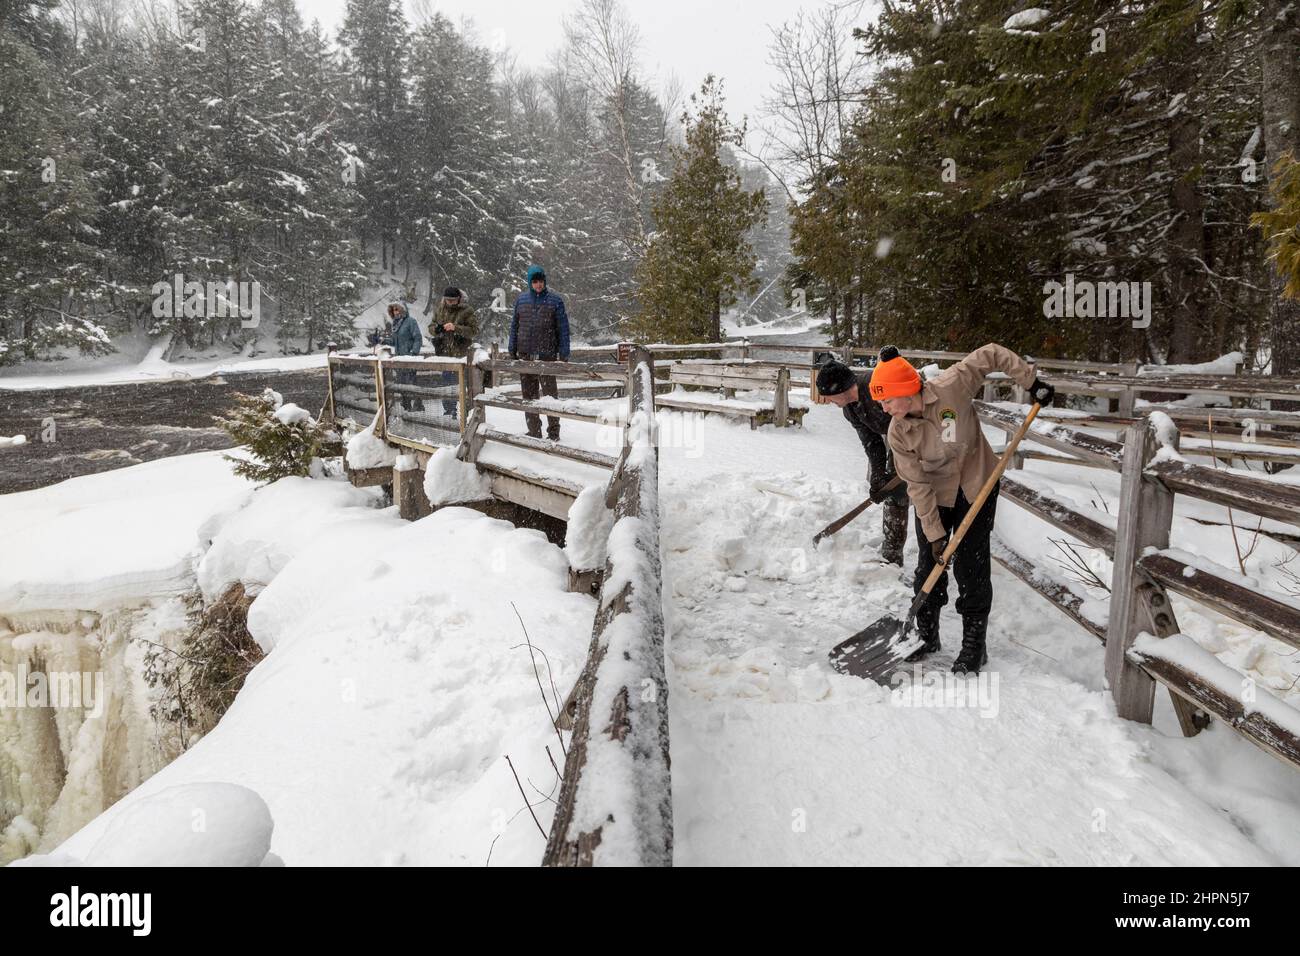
[{"left": 83, "top": 783, "right": 275, "bottom": 866}]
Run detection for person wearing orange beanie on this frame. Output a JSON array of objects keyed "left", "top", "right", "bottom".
[{"left": 871, "top": 344, "right": 1055, "bottom": 673}]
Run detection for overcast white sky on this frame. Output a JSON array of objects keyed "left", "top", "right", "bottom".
[{"left": 295, "top": 0, "right": 874, "bottom": 132}]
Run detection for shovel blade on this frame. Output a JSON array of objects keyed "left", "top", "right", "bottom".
[{"left": 829, "top": 615, "right": 923, "bottom": 682}]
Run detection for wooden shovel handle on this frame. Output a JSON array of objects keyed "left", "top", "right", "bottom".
[
  {"left": 812, "top": 475, "right": 905, "bottom": 545},
  {"left": 917, "top": 402, "right": 1043, "bottom": 598}
]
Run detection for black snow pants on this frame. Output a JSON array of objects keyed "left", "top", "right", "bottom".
[
  {"left": 519, "top": 353, "right": 559, "bottom": 439},
  {"left": 912, "top": 483, "right": 998, "bottom": 624},
  {"left": 878, "top": 448, "right": 908, "bottom": 565}
]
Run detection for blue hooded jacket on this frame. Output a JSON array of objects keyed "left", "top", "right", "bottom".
[
  {"left": 389, "top": 303, "right": 423, "bottom": 356},
  {"left": 509, "top": 266, "right": 570, "bottom": 359}
]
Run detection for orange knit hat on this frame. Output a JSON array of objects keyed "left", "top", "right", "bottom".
[{"left": 868, "top": 351, "right": 921, "bottom": 399}]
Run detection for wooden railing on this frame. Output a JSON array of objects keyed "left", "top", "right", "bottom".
[
  {"left": 324, "top": 348, "right": 473, "bottom": 454},
  {"left": 981, "top": 403, "right": 1300, "bottom": 770},
  {"left": 543, "top": 346, "right": 673, "bottom": 866}
]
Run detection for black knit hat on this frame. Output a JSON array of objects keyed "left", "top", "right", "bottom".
[
  {"left": 816, "top": 360, "right": 857, "bottom": 397},
  {"left": 443, "top": 287, "right": 461, "bottom": 299}
]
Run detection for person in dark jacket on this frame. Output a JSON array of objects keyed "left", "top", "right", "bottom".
[
  {"left": 509, "top": 266, "right": 571, "bottom": 440},
  {"left": 387, "top": 301, "right": 424, "bottom": 412},
  {"left": 816, "top": 359, "right": 909, "bottom": 566},
  {"left": 432, "top": 287, "right": 478, "bottom": 417}
]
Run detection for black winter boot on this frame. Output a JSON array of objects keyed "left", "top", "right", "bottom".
[
  {"left": 951, "top": 615, "right": 989, "bottom": 674},
  {"left": 906, "top": 605, "right": 941, "bottom": 661}
]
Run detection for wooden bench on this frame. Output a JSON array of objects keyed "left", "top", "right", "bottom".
[{"left": 657, "top": 363, "right": 806, "bottom": 428}]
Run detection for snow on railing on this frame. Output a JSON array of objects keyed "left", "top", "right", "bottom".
[{"left": 543, "top": 346, "right": 673, "bottom": 867}]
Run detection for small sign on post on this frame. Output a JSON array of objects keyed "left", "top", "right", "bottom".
[{"left": 617, "top": 341, "right": 634, "bottom": 364}]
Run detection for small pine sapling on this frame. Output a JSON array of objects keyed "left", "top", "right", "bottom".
[{"left": 215, "top": 388, "right": 324, "bottom": 484}]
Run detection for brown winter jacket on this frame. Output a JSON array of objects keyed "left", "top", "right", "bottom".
[
  {"left": 431, "top": 300, "right": 479, "bottom": 356},
  {"left": 887, "top": 343, "right": 1037, "bottom": 543}
]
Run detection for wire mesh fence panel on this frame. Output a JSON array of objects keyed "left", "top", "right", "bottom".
[
  {"left": 329, "top": 359, "right": 381, "bottom": 428},
  {"left": 380, "top": 360, "right": 465, "bottom": 449}
]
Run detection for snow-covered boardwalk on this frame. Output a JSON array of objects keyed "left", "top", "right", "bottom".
[{"left": 4, "top": 396, "right": 1299, "bottom": 865}]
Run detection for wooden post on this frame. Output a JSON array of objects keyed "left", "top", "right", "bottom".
[
  {"left": 774, "top": 366, "right": 790, "bottom": 427},
  {"left": 322, "top": 344, "right": 339, "bottom": 424},
  {"left": 462, "top": 345, "right": 483, "bottom": 435},
  {"left": 1118, "top": 386, "right": 1136, "bottom": 419},
  {"left": 456, "top": 406, "right": 487, "bottom": 463},
  {"left": 373, "top": 359, "right": 388, "bottom": 440},
  {"left": 1005, "top": 376, "right": 1029, "bottom": 451},
  {"left": 1105, "top": 419, "right": 1173, "bottom": 723},
  {"left": 394, "top": 455, "right": 432, "bottom": 521},
  {"left": 1129, "top": 419, "right": 1208, "bottom": 736}
]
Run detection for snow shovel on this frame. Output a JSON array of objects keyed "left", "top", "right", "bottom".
[
  {"left": 812, "top": 475, "right": 904, "bottom": 548},
  {"left": 828, "top": 402, "right": 1043, "bottom": 682}
]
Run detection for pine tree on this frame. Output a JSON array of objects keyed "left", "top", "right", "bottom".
[
  {"left": 1254, "top": 155, "right": 1300, "bottom": 301},
  {"left": 338, "top": 0, "right": 410, "bottom": 272},
  {"left": 216, "top": 388, "right": 324, "bottom": 484},
  {"left": 405, "top": 14, "right": 510, "bottom": 315},
  {"left": 0, "top": 0, "right": 115, "bottom": 364},
  {"left": 785, "top": 0, "right": 1278, "bottom": 362},
  {"left": 627, "top": 77, "right": 768, "bottom": 343}
]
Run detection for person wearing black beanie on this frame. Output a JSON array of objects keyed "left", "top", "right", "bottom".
[{"left": 816, "top": 356, "right": 911, "bottom": 568}]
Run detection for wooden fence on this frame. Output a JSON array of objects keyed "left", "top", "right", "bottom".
[
  {"left": 324, "top": 348, "right": 473, "bottom": 455},
  {"left": 543, "top": 347, "right": 673, "bottom": 866},
  {"left": 983, "top": 403, "right": 1300, "bottom": 769}
]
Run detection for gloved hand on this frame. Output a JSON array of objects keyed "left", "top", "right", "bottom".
[
  {"left": 869, "top": 472, "right": 904, "bottom": 502},
  {"left": 930, "top": 537, "right": 948, "bottom": 564},
  {"left": 1029, "top": 377, "right": 1056, "bottom": 406}
]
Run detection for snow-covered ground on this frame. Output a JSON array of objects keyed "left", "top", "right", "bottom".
[{"left": 4, "top": 396, "right": 1299, "bottom": 866}]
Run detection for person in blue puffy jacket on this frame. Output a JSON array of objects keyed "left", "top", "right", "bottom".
[{"left": 509, "top": 266, "right": 570, "bottom": 440}]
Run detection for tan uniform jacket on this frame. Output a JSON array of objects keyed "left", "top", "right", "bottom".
[{"left": 886, "top": 343, "right": 1037, "bottom": 543}]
